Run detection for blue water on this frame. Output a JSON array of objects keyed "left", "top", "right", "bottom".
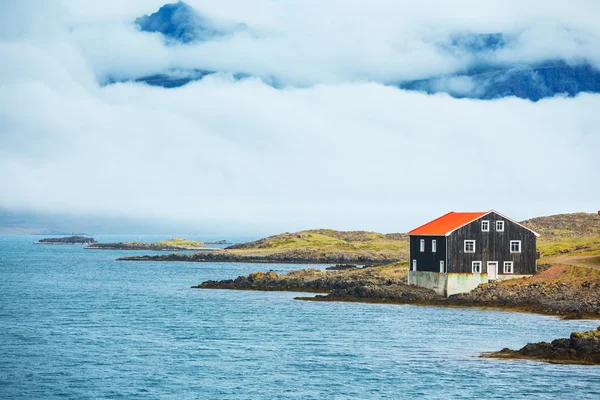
[{"left": 1, "top": 235, "right": 599, "bottom": 399}]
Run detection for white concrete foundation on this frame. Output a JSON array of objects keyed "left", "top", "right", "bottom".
[{"left": 408, "top": 271, "right": 490, "bottom": 297}]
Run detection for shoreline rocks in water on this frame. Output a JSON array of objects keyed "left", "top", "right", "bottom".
[
  {"left": 36, "top": 236, "right": 95, "bottom": 245},
  {"left": 193, "top": 264, "right": 600, "bottom": 319},
  {"left": 482, "top": 326, "right": 600, "bottom": 365},
  {"left": 325, "top": 264, "right": 359, "bottom": 271}
]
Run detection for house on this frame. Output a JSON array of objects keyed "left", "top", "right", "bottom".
[{"left": 407, "top": 210, "right": 540, "bottom": 297}]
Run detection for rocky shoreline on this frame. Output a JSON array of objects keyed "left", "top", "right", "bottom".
[
  {"left": 120, "top": 249, "right": 400, "bottom": 264},
  {"left": 88, "top": 238, "right": 207, "bottom": 251},
  {"left": 482, "top": 326, "right": 600, "bottom": 365},
  {"left": 194, "top": 265, "right": 600, "bottom": 319}
]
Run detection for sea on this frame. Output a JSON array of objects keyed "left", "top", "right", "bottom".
[{"left": 1, "top": 235, "right": 599, "bottom": 399}]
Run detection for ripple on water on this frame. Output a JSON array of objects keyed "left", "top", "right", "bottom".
[{"left": 0, "top": 235, "right": 599, "bottom": 399}]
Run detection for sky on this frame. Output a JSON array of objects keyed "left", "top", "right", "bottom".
[{"left": 0, "top": 0, "right": 599, "bottom": 235}]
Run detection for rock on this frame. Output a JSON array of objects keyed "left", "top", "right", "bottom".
[
  {"left": 325, "top": 264, "right": 358, "bottom": 271},
  {"left": 485, "top": 326, "right": 600, "bottom": 364}
]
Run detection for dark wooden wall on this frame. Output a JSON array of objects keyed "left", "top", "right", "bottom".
[
  {"left": 409, "top": 236, "right": 447, "bottom": 272},
  {"left": 447, "top": 212, "right": 537, "bottom": 275}
]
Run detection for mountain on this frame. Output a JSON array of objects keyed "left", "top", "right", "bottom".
[
  {"left": 135, "top": 1, "right": 218, "bottom": 43},
  {"left": 400, "top": 62, "right": 600, "bottom": 101},
  {"left": 127, "top": 6, "right": 600, "bottom": 101}
]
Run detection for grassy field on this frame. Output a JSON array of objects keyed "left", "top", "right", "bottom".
[
  {"left": 527, "top": 213, "right": 600, "bottom": 266},
  {"left": 157, "top": 238, "right": 205, "bottom": 249},
  {"left": 226, "top": 229, "right": 409, "bottom": 259}
]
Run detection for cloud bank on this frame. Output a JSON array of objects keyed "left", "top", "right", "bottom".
[{"left": 0, "top": 1, "right": 599, "bottom": 234}]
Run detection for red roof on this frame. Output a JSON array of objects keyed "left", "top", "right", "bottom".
[{"left": 409, "top": 212, "right": 488, "bottom": 236}]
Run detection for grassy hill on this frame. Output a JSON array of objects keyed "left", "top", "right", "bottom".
[
  {"left": 521, "top": 213, "right": 600, "bottom": 259},
  {"left": 226, "top": 229, "right": 409, "bottom": 260}
]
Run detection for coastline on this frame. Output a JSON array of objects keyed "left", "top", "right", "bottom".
[
  {"left": 193, "top": 264, "right": 600, "bottom": 320},
  {"left": 89, "top": 246, "right": 216, "bottom": 251},
  {"left": 34, "top": 242, "right": 89, "bottom": 245},
  {"left": 120, "top": 252, "right": 398, "bottom": 264}
]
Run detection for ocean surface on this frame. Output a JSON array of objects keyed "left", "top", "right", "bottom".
[{"left": 1, "top": 235, "right": 599, "bottom": 399}]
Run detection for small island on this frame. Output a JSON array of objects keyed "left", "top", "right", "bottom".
[
  {"left": 36, "top": 236, "right": 96, "bottom": 245},
  {"left": 87, "top": 238, "right": 205, "bottom": 251},
  {"left": 482, "top": 326, "right": 600, "bottom": 365}
]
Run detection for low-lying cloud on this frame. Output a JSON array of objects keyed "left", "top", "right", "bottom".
[{"left": 0, "top": 1, "right": 599, "bottom": 234}]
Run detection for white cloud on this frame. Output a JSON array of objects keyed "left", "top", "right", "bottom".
[
  {"left": 0, "top": 1, "right": 599, "bottom": 234},
  {"left": 38, "top": 0, "right": 599, "bottom": 87}
]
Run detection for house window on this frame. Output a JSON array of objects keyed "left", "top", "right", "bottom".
[
  {"left": 432, "top": 240, "right": 437, "bottom": 252},
  {"left": 472, "top": 261, "right": 482, "bottom": 273},
  {"left": 464, "top": 240, "right": 476, "bottom": 253},
  {"left": 420, "top": 239, "right": 425, "bottom": 252},
  {"left": 510, "top": 240, "right": 521, "bottom": 253},
  {"left": 412, "top": 259, "right": 417, "bottom": 271},
  {"left": 496, "top": 221, "right": 505, "bottom": 232},
  {"left": 481, "top": 220, "right": 489, "bottom": 232},
  {"left": 440, "top": 260, "right": 445, "bottom": 273},
  {"left": 504, "top": 261, "right": 514, "bottom": 274}
]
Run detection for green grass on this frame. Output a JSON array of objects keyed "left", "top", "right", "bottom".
[
  {"left": 257, "top": 231, "right": 406, "bottom": 252},
  {"left": 537, "top": 236, "right": 600, "bottom": 257},
  {"left": 227, "top": 229, "right": 409, "bottom": 260},
  {"left": 156, "top": 238, "right": 204, "bottom": 248}
]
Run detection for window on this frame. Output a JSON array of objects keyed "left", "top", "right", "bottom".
[
  {"left": 412, "top": 259, "right": 417, "bottom": 271},
  {"left": 504, "top": 261, "right": 514, "bottom": 274},
  {"left": 510, "top": 240, "right": 521, "bottom": 253},
  {"left": 464, "top": 240, "right": 476, "bottom": 253},
  {"left": 481, "top": 220, "right": 489, "bottom": 232},
  {"left": 496, "top": 221, "right": 505, "bottom": 232},
  {"left": 432, "top": 239, "right": 437, "bottom": 252},
  {"left": 440, "top": 260, "right": 445, "bottom": 273},
  {"left": 472, "top": 261, "right": 482, "bottom": 273},
  {"left": 420, "top": 239, "right": 425, "bottom": 252}
]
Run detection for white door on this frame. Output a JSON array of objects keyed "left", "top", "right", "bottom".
[
  {"left": 487, "top": 262, "right": 498, "bottom": 280},
  {"left": 439, "top": 260, "right": 445, "bottom": 273}
]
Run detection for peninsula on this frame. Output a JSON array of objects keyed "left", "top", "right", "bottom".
[
  {"left": 88, "top": 238, "right": 205, "bottom": 251},
  {"left": 119, "top": 230, "right": 408, "bottom": 263}
]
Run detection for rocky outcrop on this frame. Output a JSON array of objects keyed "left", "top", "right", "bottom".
[
  {"left": 194, "top": 265, "right": 441, "bottom": 302},
  {"left": 484, "top": 327, "right": 600, "bottom": 365},
  {"left": 325, "top": 264, "right": 358, "bottom": 271},
  {"left": 36, "top": 236, "right": 95, "bottom": 244}
]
